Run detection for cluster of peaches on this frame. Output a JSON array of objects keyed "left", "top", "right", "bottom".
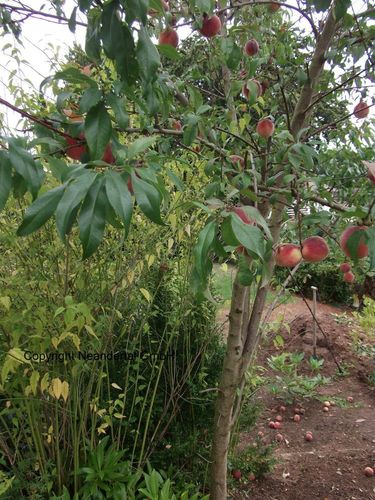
[{"left": 233, "top": 207, "right": 369, "bottom": 284}]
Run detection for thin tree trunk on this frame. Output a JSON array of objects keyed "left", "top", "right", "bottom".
[{"left": 210, "top": 6, "right": 339, "bottom": 500}]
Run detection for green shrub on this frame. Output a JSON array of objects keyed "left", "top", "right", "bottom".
[{"left": 273, "top": 255, "right": 365, "bottom": 305}]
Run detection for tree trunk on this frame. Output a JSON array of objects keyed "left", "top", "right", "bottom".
[{"left": 210, "top": 6, "right": 339, "bottom": 500}]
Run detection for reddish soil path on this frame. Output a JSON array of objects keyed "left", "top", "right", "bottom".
[{"left": 224, "top": 297, "right": 375, "bottom": 499}]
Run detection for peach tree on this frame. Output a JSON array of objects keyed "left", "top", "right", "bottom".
[{"left": 0, "top": 0, "right": 374, "bottom": 498}]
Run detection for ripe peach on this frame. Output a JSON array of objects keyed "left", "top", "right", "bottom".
[
  {"left": 199, "top": 14, "right": 221, "bottom": 38},
  {"left": 301, "top": 236, "right": 329, "bottom": 262},
  {"left": 353, "top": 101, "right": 370, "bottom": 119},
  {"left": 269, "top": 421, "right": 275, "bottom": 429},
  {"left": 279, "top": 405, "right": 286, "bottom": 412},
  {"left": 80, "top": 65, "right": 92, "bottom": 76},
  {"left": 229, "top": 155, "right": 245, "bottom": 169},
  {"left": 256, "top": 118, "right": 275, "bottom": 138},
  {"left": 366, "top": 162, "right": 375, "bottom": 185},
  {"left": 339, "top": 263, "right": 351, "bottom": 273},
  {"left": 305, "top": 432, "right": 313, "bottom": 441},
  {"left": 323, "top": 401, "right": 331, "bottom": 408},
  {"left": 232, "top": 469, "right": 242, "bottom": 480},
  {"left": 172, "top": 120, "right": 182, "bottom": 131},
  {"left": 244, "top": 39, "right": 259, "bottom": 57},
  {"left": 323, "top": 407, "right": 329, "bottom": 413},
  {"left": 364, "top": 467, "right": 374, "bottom": 477},
  {"left": 340, "top": 226, "right": 368, "bottom": 259},
  {"left": 275, "top": 433, "right": 284, "bottom": 442},
  {"left": 159, "top": 28, "right": 179, "bottom": 48},
  {"left": 343, "top": 271, "right": 355, "bottom": 283},
  {"left": 248, "top": 472, "right": 256, "bottom": 481},
  {"left": 293, "top": 414, "right": 301, "bottom": 422},
  {"left": 346, "top": 396, "right": 354, "bottom": 403},
  {"left": 275, "top": 415, "right": 283, "bottom": 422},
  {"left": 273, "top": 421, "right": 282, "bottom": 429},
  {"left": 65, "top": 134, "right": 87, "bottom": 160},
  {"left": 275, "top": 244, "right": 303, "bottom": 267}
]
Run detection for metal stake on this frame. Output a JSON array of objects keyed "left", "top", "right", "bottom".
[{"left": 311, "top": 286, "right": 318, "bottom": 358}]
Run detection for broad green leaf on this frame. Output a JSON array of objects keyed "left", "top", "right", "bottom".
[
  {"left": 8, "top": 139, "right": 43, "bottom": 198},
  {"left": 54, "top": 67, "right": 97, "bottom": 88},
  {"left": 78, "top": 177, "right": 107, "bottom": 258},
  {"left": 346, "top": 228, "right": 369, "bottom": 261},
  {"left": 230, "top": 214, "right": 265, "bottom": 260},
  {"left": 193, "top": 220, "right": 216, "bottom": 279},
  {"left": 104, "top": 171, "right": 132, "bottom": 235},
  {"left": 68, "top": 6, "right": 77, "bottom": 33},
  {"left": 334, "top": 0, "right": 351, "bottom": 20},
  {"left": 137, "top": 25, "right": 160, "bottom": 84},
  {"left": 128, "top": 136, "right": 157, "bottom": 160},
  {"left": 237, "top": 206, "right": 272, "bottom": 240},
  {"left": 85, "top": 8, "right": 101, "bottom": 60},
  {"left": 56, "top": 172, "right": 97, "bottom": 239},
  {"left": 157, "top": 44, "right": 181, "bottom": 60},
  {"left": 17, "top": 185, "right": 66, "bottom": 236},
  {"left": 0, "top": 151, "right": 12, "bottom": 210},
  {"left": 221, "top": 216, "right": 238, "bottom": 246},
  {"left": 106, "top": 93, "right": 129, "bottom": 129},
  {"left": 80, "top": 87, "right": 102, "bottom": 113},
  {"left": 121, "top": 0, "right": 148, "bottom": 25},
  {"left": 132, "top": 173, "right": 164, "bottom": 225},
  {"left": 183, "top": 124, "right": 198, "bottom": 146},
  {"left": 84, "top": 102, "right": 112, "bottom": 160}
]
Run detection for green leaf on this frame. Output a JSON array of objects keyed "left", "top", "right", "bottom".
[
  {"left": 68, "top": 6, "right": 77, "bottom": 33},
  {"left": 0, "top": 151, "right": 12, "bottom": 210},
  {"left": 128, "top": 137, "right": 157, "bottom": 160},
  {"left": 334, "top": 0, "right": 351, "bottom": 20},
  {"left": 56, "top": 172, "right": 97, "bottom": 239},
  {"left": 367, "top": 226, "right": 375, "bottom": 271},
  {"left": 106, "top": 93, "right": 129, "bottom": 129},
  {"left": 84, "top": 102, "right": 112, "bottom": 160},
  {"left": 101, "top": 3, "right": 138, "bottom": 84},
  {"left": 137, "top": 25, "right": 161, "bottom": 84},
  {"left": 85, "top": 8, "right": 101, "bottom": 60},
  {"left": 132, "top": 173, "right": 164, "bottom": 225},
  {"left": 183, "top": 124, "right": 198, "bottom": 146},
  {"left": 54, "top": 67, "right": 98, "bottom": 88},
  {"left": 221, "top": 216, "right": 238, "bottom": 246},
  {"left": 121, "top": 0, "right": 148, "bottom": 25},
  {"left": 17, "top": 185, "right": 65, "bottom": 236},
  {"left": 230, "top": 214, "right": 265, "bottom": 260},
  {"left": 312, "top": 0, "right": 331, "bottom": 12},
  {"left": 8, "top": 139, "right": 43, "bottom": 198},
  {"left": 78, "top": 177, "right": 107, "bottom": 258},
  {"left": 80, "top": 88, "right": 102, "bottom": 113},
  {"left": 193, "top": 220, "right": 216, "bottom": 279},
  {"left": 237, "top": 206, "right": 272, "bottom": 240},
  {"left": 157, "top": 44, "right": 181, "bottom": 60},
  {"left": 104, "top": 171, "right": 133, "bottom": 235}
]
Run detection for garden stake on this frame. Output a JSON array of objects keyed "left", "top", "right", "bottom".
[{"left": 311, "top": 286, "right": 318, "bottom": 358}]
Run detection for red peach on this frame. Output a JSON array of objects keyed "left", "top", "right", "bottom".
[
  {"left": 199, "top": 14, "right": 221, "bottom": 38},
  {"left": 273, "top": 421, "right": 282, "bottom": 429},
  {"left": 301, "top": 236, "right": 329, "bottom": 262},
  {"left": 102, "top": 144, "right": 115, "bottom": 164},
  {"left": 256, "top": 118, "right": 275, "bottom": 138},
  {"left": 293, "top": 414, "right": 301, "bottom": 422},
  {"left": 344, "top": 271, "right": 355, "bottom": 283},
  {"left": 279, "top": 405, "right": 286, "bottom": 412},
  {"left": 269, "top": 1, "right": 281, "bottom": 12},
  {"left": 275, "top": 415, "right": 283, "bottom": 422},
  {"left": 269, "top": 421, "right": 275, "bottom": 429},
  {"left": 339, "top": 263, "right": 351, "bottom": 273},
  {"left": 347, "top": 396, "right": 354, "bottom": 403},
  {"left": 248, "top": 472, "right": 256, "bottom": 481},
  {"left": 244, "top": 39, "right": 259, "bottom": 57},
  {"left": 275, "top": 244, "right": 303, "bottom": 267},
  {"left": 232, "top": 469, "right": 242, "bottom": 480},
  {"left": 364, "top": 467, "right": 374, "bottom": 477},
  {"left": 172, "top": 120, "right": 182, "bottom": 131},
  {"left": 65, "top": 134, "right": 87, "bottom": 161},
  {"left": 353, "top": 101, "right": 370, "bottom": 119},
  {"left": 340, "top": 226, "right": 369, "bottom": 259},
  {"left": 305, "top": 432, "right": 313, "bottom": 441},
  {"left": 159, "top": 28, "right": 179, "bottom": 48}
]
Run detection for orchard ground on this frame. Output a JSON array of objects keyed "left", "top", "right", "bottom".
[{"left": 213, "top": 265, "right": 375, "bottom": 499}]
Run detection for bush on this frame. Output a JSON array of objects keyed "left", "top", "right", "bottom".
[{"left": 273, "top": 255, "right": 365, "bottom": 305}]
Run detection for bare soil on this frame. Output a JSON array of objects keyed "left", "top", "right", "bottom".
[{"left": 227, "top": 296, "right": 375, "bottom": 500}]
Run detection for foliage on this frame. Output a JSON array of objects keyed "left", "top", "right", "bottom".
[
  {"left": 229, "top": 438, "right": 276, "bottom": 480},
  {"left": 267, "top": 352, "right": 331, "bottom": 403},
  {"left": 353, "top": 297, "right": 375, "bottom": 335}
]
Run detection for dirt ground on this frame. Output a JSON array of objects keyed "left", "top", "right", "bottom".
[{"left": 226, "top": 296, "right": 375, "bottom": 500}]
